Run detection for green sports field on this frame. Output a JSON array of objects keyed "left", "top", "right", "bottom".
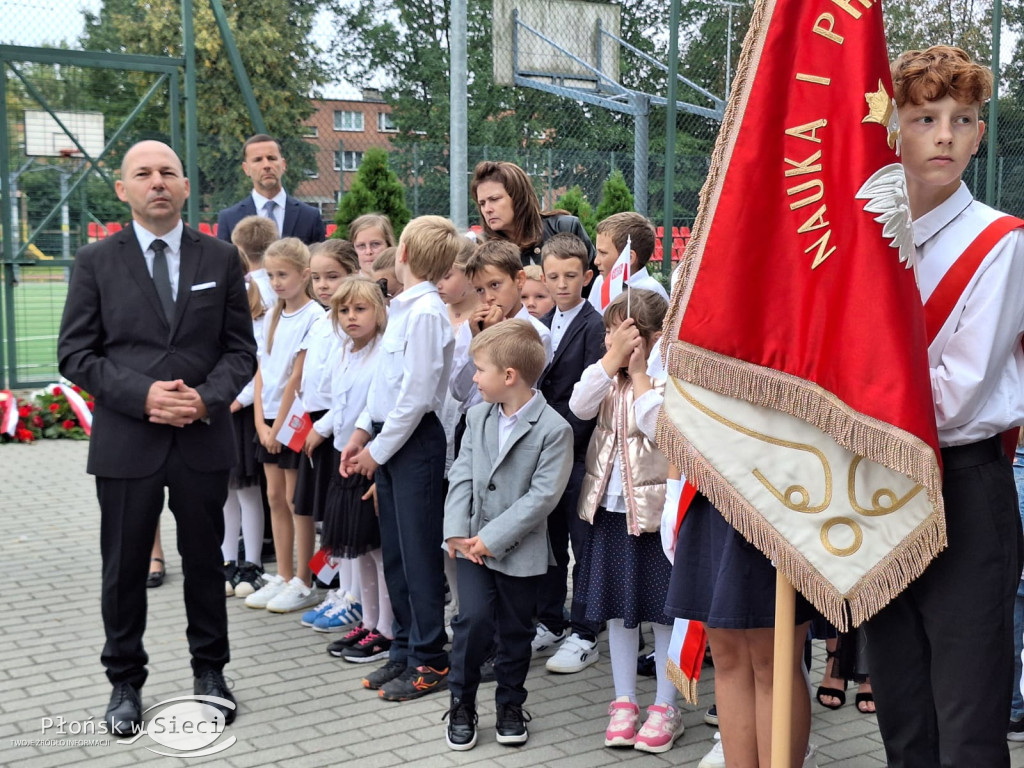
[{"left": 1, "top": 266, "right": 69, "bottom": 387}]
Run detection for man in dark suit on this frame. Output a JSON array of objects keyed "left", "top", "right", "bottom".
[
  {"left": 216, "top": 134, "right": 326, "bottom": 245},
  {"left": 58, "top": 140, "right": 257, "bottom": 736}
]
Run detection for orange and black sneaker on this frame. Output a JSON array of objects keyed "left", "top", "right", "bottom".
[
  {"left": 362, "top": 659, "right": 406, "bottom": 690},
  {"left": 378, "top": 664, "right": 449, "bottom": 701}
]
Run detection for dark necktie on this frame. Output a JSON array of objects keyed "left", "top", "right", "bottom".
[{"left": 151, "top": 239, "right": 175, "bottom": 322}]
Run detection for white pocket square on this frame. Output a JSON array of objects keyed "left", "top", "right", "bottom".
[{"left": 191, "top": 281, "right": 216, "bottom": 292}]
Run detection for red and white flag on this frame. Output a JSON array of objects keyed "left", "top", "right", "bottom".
[
  {"left": 658, "top": 0, "right": 943, "bottom": 628},
  {"left": 276, "top": 397, "right": 313, "bottom": 452},
  {"left": 55, "top": 383, "right": 92, "bottom": 436},
  {"left": 309, "top": 547, "right": 340, "bottom": 583},
  {"left": 0, "top": 390, "right": 17, "bottom": 436},
  {"left": 599, "top": 236, "right": 631, "bottom": 310}
]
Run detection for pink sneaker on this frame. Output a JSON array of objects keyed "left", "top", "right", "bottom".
[
  {"left": 634, "top": 704, "right": 685, "bottom": 753},
  {"left": 604, "top": 700, "right": 641, "bottom": 747}
]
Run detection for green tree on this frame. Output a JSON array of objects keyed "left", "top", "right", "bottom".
[
  {"left": 554, "top": 185, "right": 597, "bottom": 242},
  {"left": 79, "top": 0, "right": 331, "bottom": 217},
  {"left": 596, "top": 169, "right": 636, "bottom": 221},
  {"left": 334, "top": 148, "right": 412, "bottom": 239}
]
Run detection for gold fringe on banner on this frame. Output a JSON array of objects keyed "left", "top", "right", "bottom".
[
  {"left": 666, "top": 659, "right": 700, "bottom": 706},
  {"left": 656, "top": 389, "right": 947, "bottom": 631}
]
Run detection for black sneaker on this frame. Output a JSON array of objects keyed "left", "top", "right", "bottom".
[
  {"left": 378, "top": 664, "right": 448, "bottom": 701},
  {"left": 444, "top": 697, "right": 478, "bottom": 751},
  {"left": 1009, "top": 717, "right": 1024, "bottom": 742},
  {"left": 362, "top": 659, "right": 406, "bottom": 690},
  {"left": 223, "top": 561, "right": 238, "bottom": 597},
  {"left": 233, "top": 561, "right": 263, "bottom": 599},
  {"left": 637, "top": 651, "right": 656, "bottom": 678},
  {"left": 495, "top": 702, "right": 530, "bottom": 745},
  {"left": 704, "top": 704, "right": 719, "bottom": 727},
  {"left": 341, "top": 630, "right": 392, "bottom": 664},
  {"left": 328, "top": 624, "right": 370, "bottom": 657}
]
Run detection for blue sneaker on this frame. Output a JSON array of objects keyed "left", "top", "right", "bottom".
[
  {"left": 300, "top": 590, "right": 342, "bottom": 628},
  {"left": 313, "top": 595, "right": 363, "bottom": 633}
]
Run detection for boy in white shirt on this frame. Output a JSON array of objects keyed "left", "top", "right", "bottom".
[
  {"left": 340, "top": 215, "right": 461, "bottom": 702},
  {"left": 863, "top": 45, "right": 1024, "bottom": 768},
  {"left": 449, "top": 241, "right": 553, "bottom": 419},
  {"left": 588, "top": 212, "right": 669, "bottom": 313}
]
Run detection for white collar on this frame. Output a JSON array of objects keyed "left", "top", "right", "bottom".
[
  {"left": 251, "top": 188, "right": 287, "bottom": 211},
  {"left": 913, "top": 182, "right": 973, "bottom": 248}
]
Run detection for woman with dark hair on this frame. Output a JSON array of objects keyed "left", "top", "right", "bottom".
[{"left": 471, "top": 161, "right": 596, "bottom": 269}]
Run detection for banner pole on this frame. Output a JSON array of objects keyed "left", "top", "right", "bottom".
[{"left": 770, "top": 570, "right": 796, "bottom": 768}]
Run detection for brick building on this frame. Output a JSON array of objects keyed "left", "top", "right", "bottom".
[{"left": 295, "top": 90, "right": 397, "bottom": 220}]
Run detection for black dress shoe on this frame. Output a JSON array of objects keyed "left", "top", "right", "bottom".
[
  {"left": 105, "top": 682, "right": 142, "bottom": 738},
  {"left": 193, "top": 669, "right": 237, "bottom": 724}
]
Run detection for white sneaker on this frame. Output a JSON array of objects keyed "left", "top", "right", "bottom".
[
  {"left": 697, "top": 732, "right": 725, "bottom": 768},
  {"left": 531, "top": 623, "right": 567, "bottom": 655},
  {"left": 244, "top": 573, "right": 287, "bottom": 609},
  {"left": 266, "top": 577, "right": 322, "bottom": 613},
  {"left": 545, "top": 633, "right": 599, "bottom": 674}
]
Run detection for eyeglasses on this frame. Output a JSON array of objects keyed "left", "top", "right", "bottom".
[{"left": 354, "top": 241, "right": 386, "bottom": 253}]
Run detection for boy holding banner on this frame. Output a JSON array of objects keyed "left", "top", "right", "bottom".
[{"left": 864, "top": 46, "right": 1024, "bottom": 768}]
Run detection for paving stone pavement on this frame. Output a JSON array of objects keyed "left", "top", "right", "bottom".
[{"left": 2, "top": 439, "right": 1023, "bottom": 767}]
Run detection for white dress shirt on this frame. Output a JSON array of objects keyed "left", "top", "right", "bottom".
[
  {"left": 355, "top": 281, "right": 455, "bottom": 465},
  {"left": 915, "top": 182, "right": 1024, "bottom": 446},
  {"left": 449, "top": 305, "right": 553, "bottom": 414},
  {"left": 569, "top": 361, "right": 663, "bottom": 512},
  {"left": 252, "top": 188, "right": 287, "bottom": 235},
  {"left": 300, "top": 313, "right": 342, "bottom": 419},
  {"left": 498, "top": 391, "right": 539, "bottom": 452},
  {"left": 330, "top": 339, "right": 381, "bottom": 450},
  {"left": 550, "top": 301, "right": 586, "bottom": 352},
  {"left": 133, "top": 220, "right": 183, "bottom": 300}
]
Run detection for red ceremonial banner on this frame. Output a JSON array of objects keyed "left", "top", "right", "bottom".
[{"left": 659, "top": 0, "right": 945, "bottom": 627}]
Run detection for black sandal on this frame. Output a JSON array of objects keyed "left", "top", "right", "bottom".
[
  {"left": 855, "top": 683, "right": 875, "bottom": 714},
  {"left": 815, "top": 649, "right": 847, "bottom": 710},
  {"left": 146, "top": 557, "right": 166, "bottom": 588}
]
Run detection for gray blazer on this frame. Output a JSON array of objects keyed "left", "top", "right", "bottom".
[{"left": 443, "top": 393, "right": 574, "bottom": 577}]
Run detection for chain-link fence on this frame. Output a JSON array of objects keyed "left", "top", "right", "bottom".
[{"left": 3, "top": 1, "right": 1024, "bottom": 386}]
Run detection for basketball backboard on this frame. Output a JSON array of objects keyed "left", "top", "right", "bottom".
[
  {"left": 492, "top": 0, "right": 620, "bottom": 89},
  {"left": 24, "top": 110, "right": 104, "bottom": 158}
]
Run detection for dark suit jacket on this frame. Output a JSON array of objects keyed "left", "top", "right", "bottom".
[
  {"left": 58, "top": 224, "right": 257, "bottom": 479},
  {"left": 539, "top": 300, "right": 606, "bottom": 458},
  {"left": 216, "top": 194, "right": 326, "bottom": 245}
]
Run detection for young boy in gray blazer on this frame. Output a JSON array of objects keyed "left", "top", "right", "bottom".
[{"left": 443, "top": 320, "right": 574, "bottom": 751}]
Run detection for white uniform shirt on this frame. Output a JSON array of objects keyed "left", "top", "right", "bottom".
[
  {"left": 300, "top": 313, "right": 342, "bottom": 418},
  {"left": 258, "top": 301, "right": 324, "bottom": 419},
  {"left": 330, "top": 338, "right": 382, "bottom": 451},
  {"left": 355, "top": 282, "right": 454, "bottom": 465},
  {"left": 550, "top": 301, "right": 586, "bottom": 352},
  {"left": 915, "top": 183, "right": 1024, "bottom": 446},
  {"left": 449, "top": 305, "right": 553, "bottom": 414}
]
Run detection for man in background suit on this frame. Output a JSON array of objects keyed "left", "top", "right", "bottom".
[
  {"left": 58, "top": 140, "right": 257, "bottom": 736},
  {"left": 216, "top": 134, "right": 326, "bottom": 245}
]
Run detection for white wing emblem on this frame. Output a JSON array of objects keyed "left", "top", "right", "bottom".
[{"left": 855, "top": 163, "right": 914, "bottom": 269}]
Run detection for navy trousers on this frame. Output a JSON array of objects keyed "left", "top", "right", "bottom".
[
  {"left": 449, "top": 558, "right": 543, "bottom": 707},
  {"left": 865, "top": 436, "right": 1023, "bottom": 768},
  {"left": 374, "top": 413, "right": 449, "bottom": 670}
]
